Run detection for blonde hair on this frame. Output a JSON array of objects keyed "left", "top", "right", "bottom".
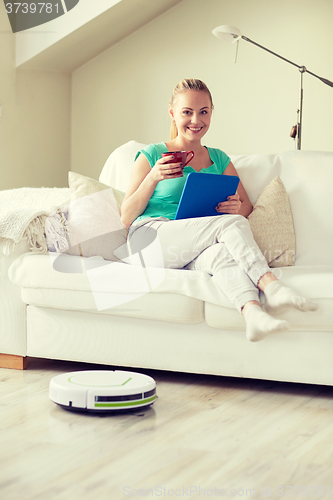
[{"left": 169, "top": 79, "right": 214, "bottom": 140}]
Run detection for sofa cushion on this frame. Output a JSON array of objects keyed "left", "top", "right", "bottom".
[
  {"left": 9, "top": 250, "right": 238, "bottom": 310},
  {"left": 9, "top": 251, "right": 332, "bottom": 331},
  {"left": 21, "top": 287, "right": 203, "bottom": 324},
  {"left": 69, "top": 171, "right": 125, "bottom": 210},
  {"left": 46, "top": 172, "right": 127, "bottom": 262},
  {"left": 247, "top": 176, "right": 295, "bottom": 267},
  {"left": 205, "top": 265, "right": 333, "bottom": 331},
  {"left": 8, "top": 253, "right": 206, "bottom": 323}
]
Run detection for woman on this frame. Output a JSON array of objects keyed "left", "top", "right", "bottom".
[{"left": 121, "top": 79, "right": 317, "bottom": 342}]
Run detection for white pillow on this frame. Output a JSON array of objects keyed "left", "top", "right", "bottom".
[
  {"left": 46, "top": 172, "right": 127, "bottom": 262},
  {"left": 99, "top": 140, "right": 147, "bottom": 191}
]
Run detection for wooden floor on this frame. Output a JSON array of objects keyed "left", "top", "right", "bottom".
[{"left": 0, "top": 358, "right": 332, "bottom": 500}]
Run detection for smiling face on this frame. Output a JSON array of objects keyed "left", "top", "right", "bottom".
[{"left": 169, "top": 90, "right": 213, "bottom": 144}]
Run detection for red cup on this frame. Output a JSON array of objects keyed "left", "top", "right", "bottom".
[{"left": 161, "top": 150, "right": 194, "bottom": 168}]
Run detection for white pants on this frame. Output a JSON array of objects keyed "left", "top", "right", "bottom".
[{"left": 128, "top": 215, "right": 271, "bottom": 313}]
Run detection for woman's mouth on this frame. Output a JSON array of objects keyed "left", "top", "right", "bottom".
[{"left": 187, "top": 127, "right": 203, "bottom": 133}]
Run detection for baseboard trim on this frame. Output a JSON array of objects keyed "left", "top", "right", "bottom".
[{"left": 0, "top": 354, "right": 28, "bottom": 370}]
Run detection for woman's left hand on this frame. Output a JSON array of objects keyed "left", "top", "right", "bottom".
[{"left": 215, "top": 194, "right": 241, "bottom": 214}]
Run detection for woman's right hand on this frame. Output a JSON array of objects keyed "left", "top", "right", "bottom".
[
  {"left": 121, "top": 153, "right": 183, "bottom": 228},
  {"left": 150, "top": 155, "right": 183, "bottom": 182}
]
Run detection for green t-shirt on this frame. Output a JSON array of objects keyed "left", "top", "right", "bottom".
[{"left": 134, "top": 142, "right": 231, "bottom": 222}]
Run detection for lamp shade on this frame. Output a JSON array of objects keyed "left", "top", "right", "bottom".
[{"left": 212, "top": 25, "right": 242, "bottom": 43}]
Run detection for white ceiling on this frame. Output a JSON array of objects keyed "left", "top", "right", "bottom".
[{"left": 17, "top": 0, "right": 184, "bottom": 73}]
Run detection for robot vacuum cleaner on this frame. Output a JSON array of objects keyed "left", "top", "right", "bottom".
[{"left": 49, "top": 370, "right": 157, "bottom": 413}]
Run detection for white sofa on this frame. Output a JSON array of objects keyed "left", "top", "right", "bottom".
[{"left": 1, "top": 142, "right": 333, "bottom": 385}]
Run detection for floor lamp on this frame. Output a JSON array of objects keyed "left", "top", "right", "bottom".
[{"left": 212, "top": 25, "right": 333, "bottom": 150}]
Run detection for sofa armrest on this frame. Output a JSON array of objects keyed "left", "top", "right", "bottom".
[{"left": 0, "top": 240, "right": 31, "bottom": 357}]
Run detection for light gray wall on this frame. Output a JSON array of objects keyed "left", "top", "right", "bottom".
[{"left": 71, "top": 0, "right": 333, "bottom": 180}]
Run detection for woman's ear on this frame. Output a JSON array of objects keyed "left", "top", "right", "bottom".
[{"left": 168, "top": 104, "right": 174, "bottom": 120}]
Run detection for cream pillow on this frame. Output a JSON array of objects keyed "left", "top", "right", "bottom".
[
  {"left": 248, "top": 176, "right": 295, "bottom": 267},
  {"left": 46, "top": 172, "right": 127, "bottom": 262}
]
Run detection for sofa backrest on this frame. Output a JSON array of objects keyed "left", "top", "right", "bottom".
[
  {"left": 99, "top": 140, "right": 147, "bottom": 192},
  {"left": 233, "top": 150, "right": 333, "bottom": 266},
  {"left": 99, "top": 141, "right": 333, "bottom": 266}
]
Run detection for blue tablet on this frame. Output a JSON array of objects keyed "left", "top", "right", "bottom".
[{"left": 174, "top": 172, "right": 240, "bottom": 220}]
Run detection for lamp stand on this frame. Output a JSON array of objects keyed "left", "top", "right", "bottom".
[{"left": 297, "top": 67, "right": 305, "bottom": 151}]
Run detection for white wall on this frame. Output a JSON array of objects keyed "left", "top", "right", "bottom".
[
  {"left": 0, "top": 5, "right": 71, "bottom": 189},
  {"left": 71, "top": 0, "right": 333, "bottom": 180}
]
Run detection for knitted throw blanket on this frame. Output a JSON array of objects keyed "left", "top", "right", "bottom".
[{"left": 0, "top": 187, "right": 71, "bottom": 255}]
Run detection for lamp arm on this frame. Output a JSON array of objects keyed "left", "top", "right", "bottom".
[
  {"left": 242, "top": 36, "right": 333, "bottom": 87},
  {"left": 305, "top": 70, "right": 333, "bottom": 88},
  {"left": 241, "top": 36, "right": 302, "bottom": 69}
]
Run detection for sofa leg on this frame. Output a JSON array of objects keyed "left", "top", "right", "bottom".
[{"left": 0, "top": 354, "right": 28, "bottom": 370}]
